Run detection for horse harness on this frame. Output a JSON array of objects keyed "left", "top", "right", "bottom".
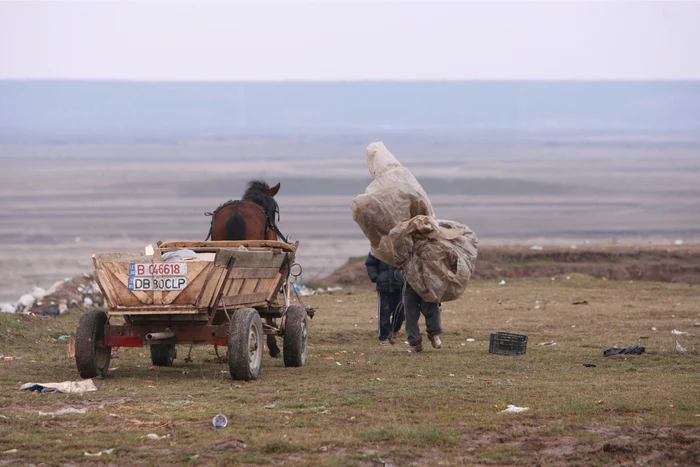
[{"left": 204, "top": 200, "right": 288, "bottom": 242}]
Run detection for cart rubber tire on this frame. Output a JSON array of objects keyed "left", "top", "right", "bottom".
[
  {"left": 150, "top": 344, "right": 176, "bottom": 366},
  {"left": 228, "top": 308, "right": 264, "bottom": 381},
  {"left": 283, "top": 305, "right": 308, "bottom": 368},
  {"left": 75, "top": 309, "right": 111, "bottom": 379}
]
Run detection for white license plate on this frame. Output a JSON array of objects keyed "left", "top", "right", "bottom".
[
  {"left": 129, "top": 263, "right": 188, "bottom": 277},
  {"left": 128, "top": 276, "right": 188, "bottom": 291}
]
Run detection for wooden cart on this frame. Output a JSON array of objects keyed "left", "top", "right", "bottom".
[{"left": 76, "top": 240, "right": 309, "bottom": 381}]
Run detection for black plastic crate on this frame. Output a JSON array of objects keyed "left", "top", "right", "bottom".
[{"left": 489, "top": 332, "right": 528, "bottom": 355}]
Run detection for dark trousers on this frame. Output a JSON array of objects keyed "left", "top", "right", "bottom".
[
  {"left": 403, "top": 283, "right": 442, "bottom": 346},
  {"left": 377, "top": 291, "right": 405, "bottom": 341}
]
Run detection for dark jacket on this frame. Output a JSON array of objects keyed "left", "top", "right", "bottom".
[{"left": 365, "top": 253, "right": 404, "bottom": 293}]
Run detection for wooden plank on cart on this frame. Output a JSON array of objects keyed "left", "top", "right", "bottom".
[{"left": 159, "top": 240, "right": 296, "bottom": 253}]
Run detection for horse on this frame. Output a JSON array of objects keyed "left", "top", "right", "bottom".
[
  {"left": 206, "top": 180, "right": 286, "bottom": 358},
  {"left": 207, "top": 180, "right": 284, "bottom": 242}
]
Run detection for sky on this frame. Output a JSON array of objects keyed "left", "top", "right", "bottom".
[{"left": 1, "top": 0, "right": 699, "bottom": 81}]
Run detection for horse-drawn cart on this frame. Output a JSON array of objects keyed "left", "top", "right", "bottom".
[{"left": 77, "top": 240, "right": 310, "bottom": 381}]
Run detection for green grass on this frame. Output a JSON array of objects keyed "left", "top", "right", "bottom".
[{"left": 0, "top": 278, "right": 699, "bottom": 465}]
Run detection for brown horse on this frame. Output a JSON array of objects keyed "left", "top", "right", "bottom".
[
  {"left": 208, "top": 180, "right": 284, "bottom": 242},
  {"left": 206, "top": 180, "right": 286, "bottom": 357}
]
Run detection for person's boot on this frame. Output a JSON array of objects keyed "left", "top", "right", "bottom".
[{"left": 428, "top": 334, "right": 442, "bottom": 349}]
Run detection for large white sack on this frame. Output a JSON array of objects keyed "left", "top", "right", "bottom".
[
  {"left": 377, "top": 216, "right": 478, "bottom": 302},
  {"left": 351, "top": 142, "right": 434, "bottom": 256},
  {"left": 351, "top": 142, "right": 478, "bottom": 303}
]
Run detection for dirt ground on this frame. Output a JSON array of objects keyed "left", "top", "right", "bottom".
[
  {"left": 1, "top": 275, "right": 698, "bottom": 465},
  {"left": 318, "top": 244, "right": 700, "bottom": 287}
]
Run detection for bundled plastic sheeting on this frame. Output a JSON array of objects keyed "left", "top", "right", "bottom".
[
  {"left": 378, "top": 216, "right": 478, "bottom": 302},
  {"left": 351, "top": 142, "right": 478, "bottom": 303},
  {"left": 351, "top": 142, "right": 434, "bottom": 250}
]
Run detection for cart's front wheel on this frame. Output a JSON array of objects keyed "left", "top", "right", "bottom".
[
  {"left": 283, "top": 305, "right": 308, "bottom": 367},
  {"left": 150, "top": 344, "right": 176, "bottom": 366},
  {"left": 75, "top": 309, "right": 111, "bottom": 379},
  {"left": 228, "top": 308, "right": 264, "bottom": 381}
]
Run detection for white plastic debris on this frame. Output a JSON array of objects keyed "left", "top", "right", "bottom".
[
  {"left": 39, "top": 407, "right": 88, "bottom": 416},
  {"left": 16, "top": 294, "right": 35, "bottom": 310},
  {"left": 501, "top": 405, "right": 530, "bottom": 413},
  {"left": 651, "top": 327, "right": 657, "bottom": 332},
  {"left": 466, "top": 338, "right": 475, "bottom": 342},
  {"left": 145, "top": 433, "right": 170, "bottom": 440},
  {"left": 84, "top": 449, "right": 114, "bottom": 457},
  {"left": 671, "top": 329, "right": 688, "bottom": 335},
  {"left": 537, "top": 341, "right": 556, "bottom": 346},
  {"left": 83, "top": 297, "right": 94, "bottom": 307},
  {"left": 674, "top": 239, "right": 684, "bottom": 246},
  {"left": 30, "top": 287, "right": 46, "bottom": 300},
  {"left": 530, "top": 245, "right": 544, "bottom": 251},
  {"left": 498, "top": 280, "right": 506, "bottom": 286},
  {"left": 675, "top": 341, "right": 687, "bottom": 352}
]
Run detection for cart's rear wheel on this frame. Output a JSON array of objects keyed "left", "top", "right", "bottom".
[
  {"left": 75, "top": 309, "right": 111, "bottom": 378},
  {"left": 228, "top": 308, "right": 264, "bottom": 381},
  {"left": 150, "top": 344, "right": 176, "bottom": 366},
  {"left": 283, "top": 305, "right": 308, "bottom": 368}
]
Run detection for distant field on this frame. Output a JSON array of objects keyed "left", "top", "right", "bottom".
[{"left": 1, "top": 136, "right": 699, "bottom": 302}]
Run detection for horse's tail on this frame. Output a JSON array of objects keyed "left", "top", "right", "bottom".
[{"left": 224, "top": 212, "right": 247, "bottom": 240}]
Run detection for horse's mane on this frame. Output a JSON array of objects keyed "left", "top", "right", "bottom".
[{"left": 242, "top": 180, "right": 279, "bottom": 223}]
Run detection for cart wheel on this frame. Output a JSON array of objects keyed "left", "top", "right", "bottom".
[
  {"left": 150, "top": 344, "right": 176, "bottom": 366},
  {"left": 283, "top": 305, "right": 308, "bottom": 368},
  {"left": 228, "top": 308, "right": 264, "bottom": 381},
  {"left": 75, "top": 309, "right": 111, "bottom": 379}
]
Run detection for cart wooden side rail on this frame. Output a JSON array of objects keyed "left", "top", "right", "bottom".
[{"left": 77, "top": 240, "right": 308, "bottom": 381}]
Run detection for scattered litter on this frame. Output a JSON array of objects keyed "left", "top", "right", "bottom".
[
  {"left": 57, "top": 335, "right": 72, "bottom": 341},
  {"left": 501, "top": 405, "right": 529, "bottom": 413},
  {"left": 676, "top": 341, "right": 687, "bottom": 353},
  {"left": 2, "top": 356, "right": 13, "bottom": 362},
  {"left": 449, "top": 374, "right": 455, "bottom": 377},
  {"left": 671, "top": 329, "right": 688, "bottom": 335},
  {"left": 162, "top": 400, "right": 193, "bottom": 407},
  {"left": 498, "top": 280, "right": 506, "bottom": 286},
  {"left": 603, "top": 345, "right": 645, "bottom": 357},
  {"left": 20, "top": 379, "right": 97, "bottom": 394},
  {"left": 264, "top": 404, "right": 277, "bottom": 409},
  {"left": 466, "top": 338, "right": 475, "bottom": 342},
  {"left": 0, "top": 414, "right": 8, "bottom": 419},
  {"left": 149, "top": 365, "right": 157, "bottom": 371},
  {"left": 651, "top": 327, "right": 657, "bottom": 332},
  {"left": 572, "top": 300, "right": 589, "bottom": 305},
  {"left": 39, "top": 407, "right": 88, "bottom": 416},
  {"left": 212, "top": 414, "right": 227, "bottom": 429},
  {"left": 530, "top": 245, "right": 543, "bottom": 251},
  {"left": 674, "top": 239, "right": 684, "bottom": 246},
  {"left": 14, "top": 356, "right": 23, "bottom": 361},
  {"left": 108, "top": 367, "right": 118, "bottom": 372},
  {"left": 84, "top": 449, "right": 114, "bottom": 457},
  {"left": 537, "top": 341, "right": 556, "bottom": 346},
  {"left": 376, "top": 378, "right": 382, "bottom": 381},
  {"left": 145, "top": 433, "right": 170, "bottom": 440},
  {"left": 640, "top": 336, "right": 649, "bottom": 339},
  {"left": 583, "top": 364, "right": 597, "bottom": 368},
  {"left": 319, "top": 410, "right": 330, "bottom": 415},
  {"left": 694, "top": 323, "right": 700, "bottom": 327},
  {"left": 335, "top": 362, "right": 342, "bottom": 366},
  {"left": 2, "top": 449, "right": 18, "bottom": 454}
]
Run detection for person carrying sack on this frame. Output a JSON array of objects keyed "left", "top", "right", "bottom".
[{"left": 365, "top": 252, "right": 405, "bottom": 346}]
